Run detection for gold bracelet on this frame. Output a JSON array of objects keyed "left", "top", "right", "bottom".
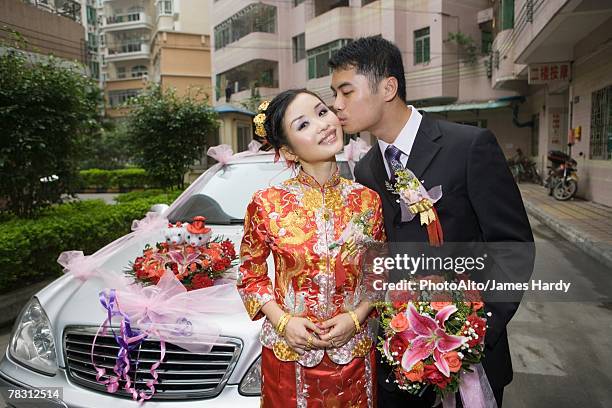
[
  {"left": 276, "top": 312, "right": 291, "bottom": 336},
  {"left": 347, "top": 310, "right": 361, "bottom": 333}
]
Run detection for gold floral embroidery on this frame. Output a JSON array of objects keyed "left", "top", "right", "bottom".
[
  {"left": 245, "top": 297, "right": 262, "bottom": 320},
  {"left": 324, "top": 188, "right": 343, "bottom": 213},
  {"left": 273, "top": 341, "right": 300, "bottom": 361},
  {"left": 302, "top": 188, "right": 323, "bottom": 211},
  {"left": 352, "top": 338, "right": 373, "bottom": 358}
]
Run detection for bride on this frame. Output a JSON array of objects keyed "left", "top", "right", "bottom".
[{"left": 237, "top": 89, "right": 386, "bottom": 407}]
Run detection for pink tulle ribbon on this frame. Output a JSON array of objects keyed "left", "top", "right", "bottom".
[
  {"left": 207, "top": 144, "right": 234, "bottom": 165},
  {"left": 57, "top": 251, "right": 100, "bottom": 281},
  {"left": 344, "top": 137, "right": 371, "bottom": 176},
  {"left": 206, "top": 141, "right": 263, "bottom": 166},
  {"left": 441, "top": 363, "right": 498, "bottom": 408},
  {"left": 131, "top": 212, "right": 168, "bottom": 233}
]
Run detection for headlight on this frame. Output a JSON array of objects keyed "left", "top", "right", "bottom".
[
  {"left": 9, "top": 297, "right": 58, "bottom": 375},
  {"left": 239, "top": 355, "right": 261, "bottom": 396}
]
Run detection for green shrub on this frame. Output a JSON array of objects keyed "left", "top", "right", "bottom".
[
  {"left": 0, "top": 193, "right": 177, "bottom": 294},
  {"left": 115, "top": 189, "right": 183, "bottom": 204},
  {"left": 78, "top": 168, "right": 155, "bottom": 190}
]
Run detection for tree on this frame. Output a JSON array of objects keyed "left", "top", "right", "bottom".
[
  {"left": 240, "top": 87, "right": 261, "bottom": 113},
  {"left": 127, "top": 84, "right": 219, "bottom": 189},
  {"left": 447, "top": 32, "right": 479, "bottom": 65},
  {"left": 79, "top": 120, "right": 134, "bottom": 170},
  {"left": 0, "top": 43, "right": 101, "bottom": 217}
]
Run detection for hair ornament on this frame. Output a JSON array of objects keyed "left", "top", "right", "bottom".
[{"left": 253, "top": 100, "right": 270, "bottom": 141}]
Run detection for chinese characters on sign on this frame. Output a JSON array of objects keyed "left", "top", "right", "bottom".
[{"left": 528, "top": 62, "right": 571, "bottom": 84}]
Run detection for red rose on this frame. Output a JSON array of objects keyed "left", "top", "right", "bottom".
[
  {"left": 389, "top": 334, "right": 409, "bottom": 360},
  {"left": 463, "top": 314, "right": 487, "bottom": 347},
  {"left": 423, "top": 364, "right": 451, "bottom": 389},
  {"left": 389, "top": 290, "right": 419, "bottom": 310},
  {"left": 220, "top": 240, "right": 236, "bottom": 258},
  {"left": 191, "top": 274, "right": 214, "bottom": 289},
  {"left": 135, "top": 267, "right": 147, "bottom": 280},
  {"left": 213, "top": 257, "right": 231, "bottom": 272}
]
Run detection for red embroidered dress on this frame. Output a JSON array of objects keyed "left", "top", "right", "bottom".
[{"left": 237, "top": 168, "right": 386, "bottom": 407}]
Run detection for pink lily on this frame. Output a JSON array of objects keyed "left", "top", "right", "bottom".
[
  {"left": 167, "top": 249, "right": 201, "bottom": 275},
  {"left": 400, "top": 302, "right": 467, "bottom": 377}
]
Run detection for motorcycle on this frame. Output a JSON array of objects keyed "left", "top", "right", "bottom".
[
  {"left": 544, "top": 150, "right": 578, "bottom": 201},
  {"left": 508, "top": 149, "right": 541, "bottom": 184}
]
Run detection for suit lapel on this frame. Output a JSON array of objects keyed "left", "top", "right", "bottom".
[
  {"left": 370, "top": 145, "right": 398, "bottom": 209},
  {"left": 405, "top": 113, "right": 442, "bottom": 180}
]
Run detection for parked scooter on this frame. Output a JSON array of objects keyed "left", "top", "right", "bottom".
[
  {"left": 544, "top": 150, "right": 578, "bottom": 201},
  {"left": 508, "top": 148, "right": 541, "bottom": 184}
]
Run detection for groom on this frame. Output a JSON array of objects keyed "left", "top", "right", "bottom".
[{"left": 329, "top": 37, "right": 534, "bottom": 407}]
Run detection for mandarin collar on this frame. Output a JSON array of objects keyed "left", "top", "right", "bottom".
[{"left": 296, "top": 166, "right": 341, "bottom": 189}]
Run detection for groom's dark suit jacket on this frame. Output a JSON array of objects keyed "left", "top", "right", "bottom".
[{"left": 354, "top": 113, "right": 534, "bottom": 401}]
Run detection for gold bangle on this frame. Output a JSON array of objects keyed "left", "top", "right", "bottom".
[
  {"left": 347, "top": 310, "right": 361, "bottom": 333},
  {"left": 276, "top": 312, "right": 291, "bottom": 336}
]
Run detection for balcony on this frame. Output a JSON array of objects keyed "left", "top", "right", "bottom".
[
  {"left": 105, "top": 42, "right": 150, "bottom": 62},
  {"left": 313, "top": 0, "right": 348, "bottom": 18},
  {"left": 218, "top": 59, "right": 279, "bottom": 102},
  {"left": 102, "top": 12, "right": 152, "bottom": 32},
  {"left": 305, "top": 5, "right": 352, "bottom": 51}
]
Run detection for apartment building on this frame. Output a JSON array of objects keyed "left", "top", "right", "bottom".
[
  {"left": 482, "top": 0, "right": 612, "bottom": 206},
  {"left": 100, "top": 0, "right": 212, "bottom": 117},
  {"left": 0, "top": 0, "right": 87, "bottom": 63},
  {"left": 211, "top": 0, "right": 525, "bottom": 153}
]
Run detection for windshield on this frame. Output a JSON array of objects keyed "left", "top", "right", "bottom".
[{"left": 168, "top": 160, "right": 353, "bottom": 224}]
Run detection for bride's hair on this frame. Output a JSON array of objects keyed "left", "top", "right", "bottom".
[{"left": 263, "top": 89, "right": 326, "bottom": 152}]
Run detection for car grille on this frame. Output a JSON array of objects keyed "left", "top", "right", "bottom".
[{"left": 63, "top": 327, "right": 242, "bottom": 400}]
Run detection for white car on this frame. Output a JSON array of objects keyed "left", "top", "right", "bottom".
[{"left": 0, "top": 151, "right": 353, "bottom": 407}]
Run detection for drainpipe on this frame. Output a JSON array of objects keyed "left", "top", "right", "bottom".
[{"left": 511, "top": 97, "right": 534, "bottom": 128}]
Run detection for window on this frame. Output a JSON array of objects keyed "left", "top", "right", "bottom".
[
  {"left": 131, "top": 65, "right": 148, "bottom": 78},
  {"left": 214, "top": 3, "right": 276, "bottom": 50},
  {"left": 116, "top": 66, "right": 126, "bottom": 79},
  {"left": 86, "top": 6, "right": 96, "bottom": 25},
  {"left": 293, "top": 0, "right": 305, "bottom": 5},
  {"left": 481, "top": 30, "right": 492, "bottom": 54},
  {"left": 590, "top": 85, "right": 612, "bottom": 160},
  {"left": 499, "top": 0, "right": 515, "bottom": 30},
  {"left": 414, "top": 27, "right": 430, "bottom": 64},
  {"left": 307, "top": 39, "right": 351, "bottom": 80},
  {"left": 87, "top": 33, "right": 97, "bottom": 52},
  {"left": 157, "top": 0, "right": 172, "bottom": 16},
  {"left": 89, "top": 61, "right": 99, "bottom": 78},
  {"left": 236, "top": 123, "right": 252, "bottom": 152},
  {"left": 293, "top": 33, "right": 305, "bottom": 63},
  {"left": 108, "top": 89, "right": 140, "bottom": 107}
]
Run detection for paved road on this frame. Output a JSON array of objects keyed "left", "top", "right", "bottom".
[
  {"left": 504, "top": 217, "right": 612, "bottom": 408},
  {"left": 0, "top": 217, "right": 610, "bottom": 407}
]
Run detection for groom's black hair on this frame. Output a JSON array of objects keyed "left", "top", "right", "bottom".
[{"left": 329, "top": 36, "right": 406, "bottom": 102}]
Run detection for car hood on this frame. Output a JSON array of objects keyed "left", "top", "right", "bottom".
[{"left": 33, "top": 224, "right": 262, "bottom": 380}]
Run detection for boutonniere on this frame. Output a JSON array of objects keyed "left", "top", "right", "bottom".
[{"left": 386, "top": 166, "right": 444, "bottom": 246}]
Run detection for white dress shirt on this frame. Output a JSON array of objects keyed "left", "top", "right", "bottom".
[{"left": 378, "top": 106, "right": 423, "bottom": 179}]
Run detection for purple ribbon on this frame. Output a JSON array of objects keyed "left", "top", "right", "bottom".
[
  {"left": 441, "top": 363, "right": 498, "bottom": 408},
  {"left": 93, "top": 289, "right": 165, "bottom": 404}
]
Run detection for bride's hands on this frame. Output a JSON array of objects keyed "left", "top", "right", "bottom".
[
  {"left": 317, "top": 313, "right": 357, "bottom": 348},
  {"left": 284, "top": 317, "right": 329, "bottom": 355}
]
